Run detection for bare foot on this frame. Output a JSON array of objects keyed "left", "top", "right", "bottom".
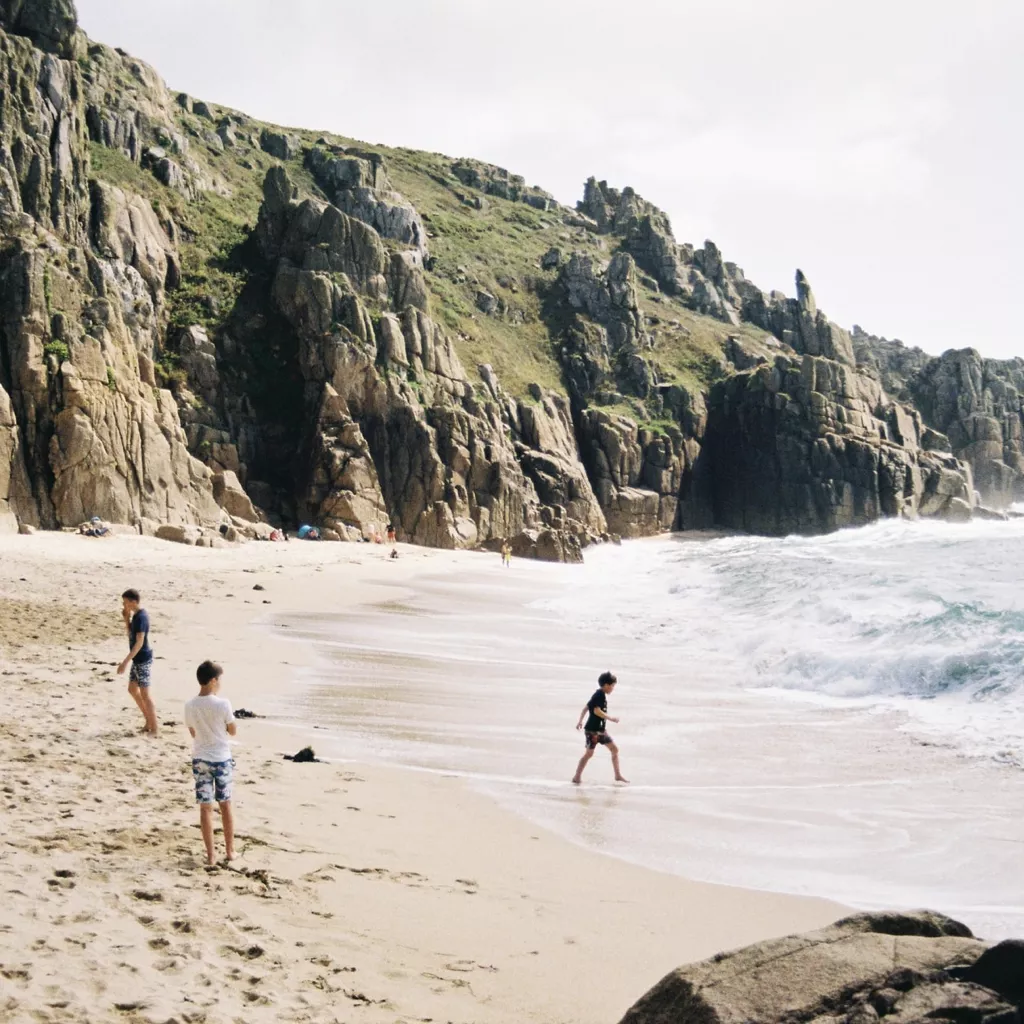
[
  {"left": 615, "top": 776, "right": 630, "bottom": 784},
  {"left": 571, "top": 777, "right": 581, "bottom": 785}
]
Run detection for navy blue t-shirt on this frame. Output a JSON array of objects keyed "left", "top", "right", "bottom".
[{"left": 130, "top": 609, "right": 153, "bottom": 664}]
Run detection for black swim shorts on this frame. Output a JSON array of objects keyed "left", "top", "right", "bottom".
[{"left": 585, "top": 731, "right": 613, "bottom": 749}]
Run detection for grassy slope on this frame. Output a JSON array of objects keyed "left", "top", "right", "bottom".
[{"left": 88, "top": 79, "right": 777, "bottom": 416}]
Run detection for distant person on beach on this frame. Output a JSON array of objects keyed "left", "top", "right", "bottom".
[
  {"left": 572, "top": 671, "right": 628, "bottom": 785},
  {"left": 387, "top": 523, "right": 396, "bottom": 544},
  {"left": 117, "top": 588, "right": 157, "bottom": 734},
  {"left": 184, "top": 660, "right": 237, "bottom": 867},
  {"left": 390, "top": 547, "right": 399, "bottom": 560},
  {"left": 501, "top": 540, "right": 512, "bottom": 567},
  {"left": 78, "top": 516, "right": 110, "bottom": 537}
]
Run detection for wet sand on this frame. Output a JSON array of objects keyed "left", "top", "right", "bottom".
[{"left": 0, "top": 532, "right": 845, "bottom": 1024}]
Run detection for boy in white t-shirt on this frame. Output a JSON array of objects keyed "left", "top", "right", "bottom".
[{"left": 184, "top": 661, "right": 237, "bottom": 867}]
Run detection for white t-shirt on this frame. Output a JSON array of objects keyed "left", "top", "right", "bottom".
[{"left": 184, "top": 694, "right": 235, "bottom": 763}]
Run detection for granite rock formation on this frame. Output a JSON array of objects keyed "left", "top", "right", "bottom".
[
  {"left": 685, "top": 354, "right": 975, "bottom": 534},
  {"left": 619, "top": 912, "right": 1021, "bottom": 1024},
  {"left": 255, "top": 165, "right": 602, "bottom": 556},
  {"left": 855, "top": 329, "right": 1024, "bottom": 507},
  {"left": 306, "top": 144, "right": 428, "bottom": 255},
  {"left": 0, "top": 2, "right": 1006, "bottom": 552},
  {"left": 0, "top": 16, "right": 222, "bottom": 533},
  {"left": 553, "top": 250, "right": 703, "bottom": 536}
]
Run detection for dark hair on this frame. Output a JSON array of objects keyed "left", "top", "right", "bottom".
[
  {"left": 196, "top": 660, "right": 223, "bottom": 686},
  {"left": 121, "top": 588, "right": 141, "bottom": 603},
  {"left": 598, "top": 671, "right": 617, "bottom": 687}
]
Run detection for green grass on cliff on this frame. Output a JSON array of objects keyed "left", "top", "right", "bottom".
[
  {"left": 88, "top": 143, "right": 251, "bottom": 336},
  {"left": 87, "top": 75, "right": 779, "bottom": 425}
]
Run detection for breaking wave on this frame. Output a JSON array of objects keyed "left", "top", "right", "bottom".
[{"left": 540, "top": 518, "right": 1024, "bottom": 765}]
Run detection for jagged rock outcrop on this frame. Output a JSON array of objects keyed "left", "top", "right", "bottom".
[
  {"left": 579, "top": 181, "right": 858, "bottom": 368},
  {"left": 89, "top": 180, "right": 180, "bottom": 306},
  {"left": 513, "top": 392, "right": 606, "bottom": 537},
  {"left": 307, "top": 144, "right": 428, "bottom": 254},
  {"left": 742, "top": 270, "right": 856, "bottom": 366},
  {"left": 451, "top": 159, "right": 554, "bottom": 210},
  {"left": 553, "top": 249, "right": 703, "bottom": 536},
  {"left": 578, "top": 178, "right": 760, "bottom": 326},
  {"left": 0, "top": 0, "right": 78, "bottom": 58},
  {"left": 852, "top": 326, "right": 931, "bottom": 400},
  {"left": 0, "top": 26, "right": 89, "bottom": 239},
  {"left": 909, "top": 349, "right": 1024, "bottom": 505},
  {"left": 301, "top": 383, "right": 388, "bottom": 540},
  {"left": 0, "top": 10, "right": 223, "bottom": 532},
  {"left": 686, "top": 352, "right": 975, "bottom": 535},
  {"left": 577, "top": 411, "right": 689, "bottom": 537},
  {"left": 854, "top": 331, "right": 1024, "bottom": 507},
  {"left": 560, "top": 251, "right": 653, "bottom": 399},
  {"left": 259, "top": 128, "right": 299, "bottom": 161},
  {"left": 618, "top": 911, "right": 1016, "bottom": 1024},
  {"left": 255, "top": 166, "right": 597, "bottom": 558}
]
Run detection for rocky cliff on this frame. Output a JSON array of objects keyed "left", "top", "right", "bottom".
[
  {"left": 0, "top": 2, "right": 1002, "bottom": 552},
  {"left": 0, "top": 4, "right": 222, "bottom": 535},
  {"left": 855, "top": 328, "right": 1024, "bottom": 507}
]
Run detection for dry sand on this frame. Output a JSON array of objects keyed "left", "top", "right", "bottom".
[{"left": 0, "top": 533, "right": 847, "bottom": 1024}]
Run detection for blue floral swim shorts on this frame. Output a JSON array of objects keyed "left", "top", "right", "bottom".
[
  {"left": 129, "top": 660, "right": 152, "bottom": 688},
  {"left": 191, "top": 759, "right": 234, "bottom": 804}
]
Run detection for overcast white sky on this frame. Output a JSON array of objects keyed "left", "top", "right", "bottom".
[{"left": 76, "top": 1, "right": 1024, "bottom": 360}]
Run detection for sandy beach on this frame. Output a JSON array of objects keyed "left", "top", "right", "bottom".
[{"left": 0, "top": 533, "right": 846, "bottom": 1024}]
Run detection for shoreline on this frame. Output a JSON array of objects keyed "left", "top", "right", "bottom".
[
  {"left": 279, "top": 528, "right": 1024, "bottom": 942},
  {"left": 0, "top": 531, "right": 848, "bottom": 1024}
]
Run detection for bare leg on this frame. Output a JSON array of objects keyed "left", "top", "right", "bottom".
[
  {"left": 127, "top": 680, "right": 147, "bottom": 723},
  {"left": 572, "top": 747, "right": 594, "bottom": 784},
  {"left": 609, "top": 743, "right": 629, "bottom": 783},
  {"left": 219, "top": 801, "right": 235, "bottom": 861},
  {"left": 138, "top": 688, "right": 158, "bottom": 735},
  {"left": 199, "top": 804, "right": 216, "bottom": 865}
]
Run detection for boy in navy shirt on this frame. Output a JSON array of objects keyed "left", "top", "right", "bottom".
[
  {"left": 117, "top": 588, "right": 157, "bottom": 734},
  {"left": 572, "top": 671, "right": 628, "bottom": 784}
]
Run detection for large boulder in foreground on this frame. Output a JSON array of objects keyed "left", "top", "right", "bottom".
[{"left": 619, "top": 911, "right": 1000, "bottom": 1024}]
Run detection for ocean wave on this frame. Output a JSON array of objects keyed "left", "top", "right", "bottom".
[{"left": 537, "top": 519, "right": 1024, "bottom": 763}]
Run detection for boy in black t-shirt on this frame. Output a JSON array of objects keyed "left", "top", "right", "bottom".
[
  {"left": 572, "top": 671, "right": 628, "bottom": 784},
  {"left": 117, "top": 588, "right": 158, "bottom": 735}
]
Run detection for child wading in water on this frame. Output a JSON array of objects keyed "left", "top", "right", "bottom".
[
  {"left": 184, "top": 661, "right": 237, "bottom": 866},
  {"left": 572, "top": 671, "right": 628, "bottom": 784},
  {"left": 117, "top": 588, "right": 157, "bottom": 734}
]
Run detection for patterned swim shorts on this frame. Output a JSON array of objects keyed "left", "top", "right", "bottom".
[
  {"left": 192, "top": 759, "right": 234, "bottom": 804},
  {"left": 129, "top": 660, "right": 152, "bottom": 688}
]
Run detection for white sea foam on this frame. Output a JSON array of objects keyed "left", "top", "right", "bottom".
[{"left": 537, "top": 519, "right": 1024, "bottom": 766}]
